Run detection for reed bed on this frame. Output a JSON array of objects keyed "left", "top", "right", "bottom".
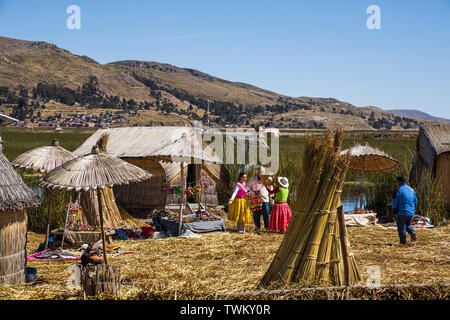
[
  {"left": 0, "top": 222, "right": 448, "bottom": 300},
  {"left": 222, "top": 283, "right": 449, "bottom": 300}
]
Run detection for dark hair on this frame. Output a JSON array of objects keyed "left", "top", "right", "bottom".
[
  {"left": 238, "top": 172, "right": 246, "bottom": 180},
  {"left": 397, "top": 176, "right": 407, "bottom": 183}
]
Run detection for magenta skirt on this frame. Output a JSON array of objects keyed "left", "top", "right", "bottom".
[{"left": 269, "top": 202, "right": 292, "bottom": 231}]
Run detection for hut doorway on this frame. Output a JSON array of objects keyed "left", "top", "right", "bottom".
[{"left": 186, "top": 164, "right": 201, "bottom": 203}]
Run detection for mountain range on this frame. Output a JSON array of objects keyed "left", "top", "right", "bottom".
[
  {"left": 0, "top": 36, "right": 435, "bottom": 130},
  {"left": 387, "top": 109, "right": 449, "bottom": 124}
]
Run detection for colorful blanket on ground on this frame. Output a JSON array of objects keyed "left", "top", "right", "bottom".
[
  {"left": 411, "top": 215, "right": 435, "bottom": 228},
  {"left": 27, "top": 250, "right": 80, "bottom": 261},
  {"left": 114, "top": 227, "right": 157, "bottom": 240},
  {"left": 383, "top": 215, "right": 435, "bottom": 229}
]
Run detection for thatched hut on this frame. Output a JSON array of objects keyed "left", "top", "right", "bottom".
[
  {"left": 0, "top": 148, "right": 39, "bottom": 284},
  {"left": 410, "top": 123, "right": 450, "bottom": 209},
  {"left": 74, "top": 127, "right": 230, "bottom": 215}
]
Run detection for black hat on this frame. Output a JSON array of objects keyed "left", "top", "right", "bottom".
[{"left": 397, "top": 176, "right": 407, "bottom": 183}]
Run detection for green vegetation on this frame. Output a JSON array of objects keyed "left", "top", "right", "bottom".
[
  {"left": 2, "top": 127, "right": 92, "bottom": 159},
  {"left": 414, "top": 174, "right": 448, "bottom": 226}
]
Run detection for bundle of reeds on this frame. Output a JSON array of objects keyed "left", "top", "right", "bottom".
[{"left": 260, "top": 130, "right": 361, "bottom": 287}]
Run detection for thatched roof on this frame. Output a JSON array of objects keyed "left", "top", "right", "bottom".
[
  {"left": 0, "top": 150, "right": 40, "bottom": 211},
  {"left": 39, "top": 146, "right": 152, "bottom": 192},
  {"left": 416, "top": 123, "right": 450, "bottom": 169},
  {"left": 11, "top": 139, "right": 75, "bottom": 173},
  {"left": 74, "top": 127, "right": 223, "bottom": 164},
  {"left": 160, "top": 161, "right": 188, "bottom": 182},
  {"left": 341, "top": 143, "right": 401, "bottom": 173}
]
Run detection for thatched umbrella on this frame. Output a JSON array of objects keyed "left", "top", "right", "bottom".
[
  {"left": 0, "top": 146, "right": 40, "bottom": 284},
  {"left": 12, "top": 139, "right": 75, "bottom": 173},
  {"left": 12, "top": 139, "right": 76, "bottom": 249},
  {"left": 149, "top": 131, "right": 223, "bottom": 236},
  {"left": 341, "top": 143, "right": 401, "bottom": 209},
  {"left": 39, "top": 138, "right": 151, "bottom": 264}
]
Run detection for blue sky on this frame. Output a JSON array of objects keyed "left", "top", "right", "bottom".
[{"left": 1, "top": 0, "right": 449, "bottom": 118}]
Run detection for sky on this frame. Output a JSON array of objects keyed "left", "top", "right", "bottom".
[{"left": 0, "top": 0, "right": 449, "bottom": 118}]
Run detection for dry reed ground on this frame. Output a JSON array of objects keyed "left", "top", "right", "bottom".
[{"left": 0, "top": 221, "right": 448, "bottom": 300}]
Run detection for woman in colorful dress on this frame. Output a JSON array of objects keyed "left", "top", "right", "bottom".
[
  {"left": 228, "top": 172, "right": 253, "bottom": 234},
  {"left": 267, "top": 176, "right": 292, "bottom": 232}
]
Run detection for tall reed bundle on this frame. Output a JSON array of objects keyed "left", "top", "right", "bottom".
[{"left": 260, "top": 130, "right": 361, "bottom": 287}]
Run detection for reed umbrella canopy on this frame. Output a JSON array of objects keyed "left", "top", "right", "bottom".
[
  {"left": 342, "top": 143, "right": 401, "bottom": 173},
  {"left": 341, "top": 143, "right": 401, "bottom": 209},
  {"left": 12, "top": 139, "right": 76, "bottom": 173},
  {"left": 0, "top": 149, "right": 40, "bottom": 212},
  {"left": 39, "top": 135, "right": 152, "bottom": 263},
  {"left": 40, "top": 144, "right": 152, "bottom": 192}
]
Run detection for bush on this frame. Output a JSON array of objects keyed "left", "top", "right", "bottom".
[
  {"left": 414, "top": 173, "right": 448, "bottom": 226},
  {"left": 20, "top": 172, "right": 73, "bottom": 233},
  {"left": 28, "top": 188, "right": 72, "bottom": 233}
]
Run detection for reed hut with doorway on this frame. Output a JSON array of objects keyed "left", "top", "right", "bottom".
[
  {"left": 0, "top": 148, "right": 39, "bottom": 284},
  {"left": 410, "top": 123, "right": 450, "bottom": 209},
  {"left": 74, "top": 127, "right": 230, "bottom": 216}
]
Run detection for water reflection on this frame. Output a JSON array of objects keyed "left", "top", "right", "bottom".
[{"left": 32, "top": 186, "right": 44, "bottom": 199}]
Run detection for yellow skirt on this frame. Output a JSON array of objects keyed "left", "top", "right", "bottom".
[{"left": 228, "top": 198, "right": 252, "bottom": 224}]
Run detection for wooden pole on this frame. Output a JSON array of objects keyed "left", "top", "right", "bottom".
[
  {"left": 337, "top": 205, "right": 350, "bottom": 286},
  {"left": 44, "top": 189, "right": 54, "bottom": 250},
  {"left": 96, "top": 188, "right": 108, "bottom": 265},
  {"left": 360, "top": 158, "right": 365, "bottom": 209},
  {"left": 178, "top": 161, "right": 185, "bottom": 236},
  {"left": 60, "top": 195, "right": 73, "bottom": 250}
]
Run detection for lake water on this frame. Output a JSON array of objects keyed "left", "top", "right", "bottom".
[
  {"left": 341, "top": 195, "right": 366, "bottom": 213},
  {"left": 32, "top": 186, "right": 44, "bottom": 199}
]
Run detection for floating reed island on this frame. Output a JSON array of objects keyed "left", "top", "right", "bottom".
[{"left": 261, "top": 130, "right": 361, "bottom": 287}]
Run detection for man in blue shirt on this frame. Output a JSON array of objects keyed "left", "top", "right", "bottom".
[{"left": 392, "top": 176, "right": 418, "bottom": 245}]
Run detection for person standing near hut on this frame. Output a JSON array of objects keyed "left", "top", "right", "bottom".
[
  {"left": 392, "top": 176, "right": 417, "bottom": 245},
  {"left": 267, "top": 177, "right": 291, "bottom": 232},
  {"left": 249, "top": 166, "right": 270, "bottom": 232},
  {"left": 228, "top": 172, "right": 252, "bottom": 234}
]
